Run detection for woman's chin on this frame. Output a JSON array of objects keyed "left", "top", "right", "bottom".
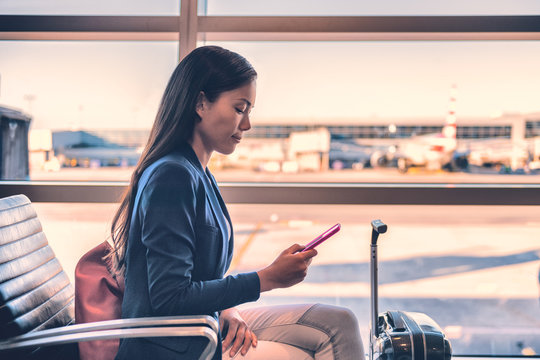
[{"left": 217, "top": 144, "right": 237, "bottom": 156}]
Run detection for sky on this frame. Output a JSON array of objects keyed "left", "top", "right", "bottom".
[{"left": 0, "top": 1, "right": 540, "bottom": 130}]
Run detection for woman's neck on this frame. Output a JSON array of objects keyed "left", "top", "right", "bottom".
[{"left": 188, "top": 137, "right": 211, "bottom": 169}]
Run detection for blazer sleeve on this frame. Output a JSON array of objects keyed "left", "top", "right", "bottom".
[{"left": 139, "top": 163, "right": 260, "bottom": 316}]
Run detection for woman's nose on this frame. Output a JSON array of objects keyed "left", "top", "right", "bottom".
[{"left": 240, "top": 115, "right": 251, "bottom": 131}]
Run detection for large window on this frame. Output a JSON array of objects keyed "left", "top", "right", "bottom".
[
  {"left": 2, "top": 39, "right": 540, "bottom": 182},
  {"left": 37, "top": 202, "right": 540, "bottom": 356}
]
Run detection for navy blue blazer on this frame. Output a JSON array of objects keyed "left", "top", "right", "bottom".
[{"left": 116, "top": 144, "right": 260, "bottom": 360}]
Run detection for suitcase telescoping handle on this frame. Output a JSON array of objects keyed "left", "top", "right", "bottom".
[{"left": 370, "top": 219, "right": 387, "bottom": 339}]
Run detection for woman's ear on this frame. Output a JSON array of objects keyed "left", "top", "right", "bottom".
[{"left": 195, "top": 91, "right": 206, "bottom": 118}]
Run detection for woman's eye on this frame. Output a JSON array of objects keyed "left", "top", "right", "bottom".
[{"left": 235, "top": 108, "right": 245, "bottom": 114}]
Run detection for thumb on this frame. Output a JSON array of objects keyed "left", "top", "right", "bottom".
[
  {"left": 219, "top": 316, "right": 225, "bottom": 333},
  {"left": 286, "top": 243, "right": 304, "bottom": 254}
]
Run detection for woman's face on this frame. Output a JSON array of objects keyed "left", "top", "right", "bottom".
[{"left": 194, "top": 80, "right": 256, "bottom": 156}]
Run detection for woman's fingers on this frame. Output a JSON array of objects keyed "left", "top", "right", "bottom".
[
  {"left": 299, "top": 248, "right": 318, "bottom": 260},
  {"left": 239, "top": 328, "right": 253, "bottom": 356},
  {"left": 221, "top": 321, "right": 239, "bottom": 352},
  {"left": 222, "top": 319, "right": 258, "bottom": 357},
  {"left": 228, "top": 324, "right": 246, "bottom": 357},
  {"left": 228, "top": 323, "right": 258, "bottom": 357},
  {"left": 251, "top": 331, "right": 258, "bottom": 347}
]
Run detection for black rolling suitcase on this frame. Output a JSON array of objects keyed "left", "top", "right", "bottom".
[{"left": 369, "top": 219, "right": 452, "bottom": 360}]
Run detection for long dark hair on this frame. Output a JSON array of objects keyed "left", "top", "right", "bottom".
[{"left": 108, "top": 46, "right": 257, "bottom": 277}]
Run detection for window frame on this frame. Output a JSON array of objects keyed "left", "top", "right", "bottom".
[{"left": 0, "top": 181, "right": 538, "bottom": 205}]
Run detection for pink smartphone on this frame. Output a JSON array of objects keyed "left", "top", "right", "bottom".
[{"left": 301, "top": 223, "right": 341, "bottom": 252}]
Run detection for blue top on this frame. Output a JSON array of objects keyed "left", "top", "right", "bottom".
[{"left": 116, "top": 143, "right": 260, "bottom": 360}]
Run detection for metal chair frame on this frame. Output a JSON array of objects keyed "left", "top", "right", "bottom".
[{"left": 0, "top": 306, "right": 219, "bottom": 360}]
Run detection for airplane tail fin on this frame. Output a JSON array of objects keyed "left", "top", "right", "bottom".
[{"left": 442, "top": 84, "right": 457, "bottom": 139}]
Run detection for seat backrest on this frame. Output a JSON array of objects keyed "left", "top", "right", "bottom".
[{"left": 0, "top": 194, "right": 75, "bottom": 343}]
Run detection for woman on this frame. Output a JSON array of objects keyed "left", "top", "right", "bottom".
[{"left": 109, "top": 45, "right": 364, "bottom": 360}]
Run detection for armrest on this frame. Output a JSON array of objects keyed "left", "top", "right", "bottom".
[
  {"left": 0, "top": 315, "right": 219, "bottom": 360},
  {"left": 2, "top": 315, "right": 219, "bottom": 341}
]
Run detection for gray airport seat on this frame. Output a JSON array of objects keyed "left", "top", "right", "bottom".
[{"left": 0, "top": 194, "right": 218, "bottom": 360}]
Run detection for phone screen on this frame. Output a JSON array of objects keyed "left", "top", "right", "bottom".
[{"left": 301, "top": 223, "right": 341, "bottom": 252}]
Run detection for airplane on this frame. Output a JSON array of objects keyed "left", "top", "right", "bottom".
[
  {"left": 395, "top": 85, "right": 461, "bottom": 173},
  {"left": 466, "top": 138, "right": 530, "bottom": 171}
]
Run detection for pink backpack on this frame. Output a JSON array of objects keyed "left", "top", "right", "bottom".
[{"left": 75, "top": 241, "right": 124, "bottom": 360}]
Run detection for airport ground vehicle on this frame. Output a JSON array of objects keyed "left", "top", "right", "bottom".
[{"left": 328, "top": 139, "right": 373, "bottom": 170}]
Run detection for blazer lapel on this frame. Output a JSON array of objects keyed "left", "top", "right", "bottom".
[
  {"left": 206, "top": 171, "right": 234, "bottom": 268},
  {"left": 201, "top": 174, "right": 230, "bottom": 275},
  {"left": 181, "top": 144, "right": 230, "bottom": 275}
]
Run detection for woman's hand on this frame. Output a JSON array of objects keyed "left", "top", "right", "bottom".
[
  {"left": 257, "top": 244, "right": 317, "bottom": 292},
  {"left": 219, "top": 307, "right": 257, "bottom": 357}
]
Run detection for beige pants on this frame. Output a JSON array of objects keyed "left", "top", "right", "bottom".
[{"left": 223, "top": 303, "right": 364, "bottom": 360}]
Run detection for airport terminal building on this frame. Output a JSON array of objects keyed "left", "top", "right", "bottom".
[
  {"left": 53, "top": 112, "right": 540, "bottom": 146},
  {"left": 246, "top": 112, "right": 540, "bottom": 143},
  {"left": 48, "top": 112, "right": 540, "bottom": 168}
]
